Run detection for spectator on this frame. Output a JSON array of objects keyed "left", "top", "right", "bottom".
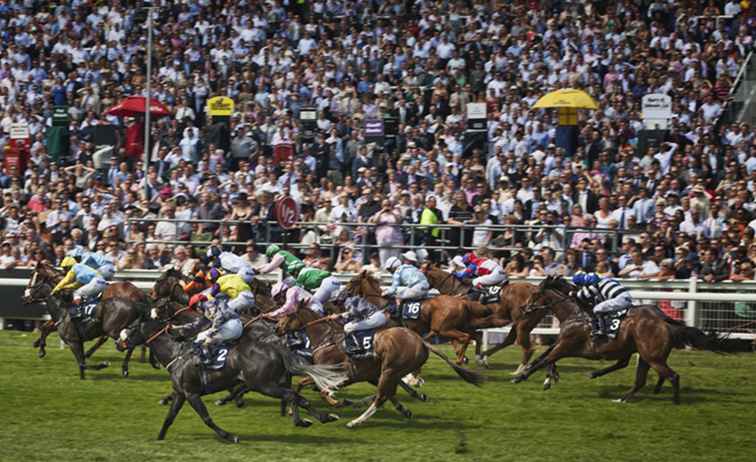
[
  {"left": 618, "top": 248, "right": 660, "bottom": 279},
  {"left": 335, "top": 245, "right": 361, "bottom": 273},
  {"left": 369, "top": 199, "right": 404, "bottom": 267}
]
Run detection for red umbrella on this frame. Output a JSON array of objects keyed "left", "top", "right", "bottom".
[{"left": 105, "top": 95, "right": 171, "bottom": 117}]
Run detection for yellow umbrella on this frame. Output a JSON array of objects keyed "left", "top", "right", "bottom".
[{"left": 531, "top": 88, "right": 598, "bottom": 110}]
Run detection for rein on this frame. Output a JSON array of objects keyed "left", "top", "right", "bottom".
[
  {"left": 523, "top": 288, "right": 572, "bottom": 314},
  {"left": 145, "top": 324, "right": 171, "bottom": 345}
]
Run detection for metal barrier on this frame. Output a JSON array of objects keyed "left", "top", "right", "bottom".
[
  {"left": 126, "top": 218, "right": 622, "bottom": 258},
  {"left": 2, "top": 270, "right": 755, "bottom": 341}
]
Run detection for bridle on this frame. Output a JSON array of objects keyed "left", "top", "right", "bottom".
[{"left": 523, "top": 282, "right": 573, "bottom": 314}]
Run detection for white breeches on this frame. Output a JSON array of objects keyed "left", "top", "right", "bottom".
[
  {"left": 593, "top": 293, "right": 633, "bottom": 314},
  {"left": 74, "top": 278, "right": 108, "bottom": 301},
  {"left": 312, "top": 276, "right": 341, "bottom": 305},
  {"left": 344, "top": 311, "right": 388, "bottom": 334},
  {"left": 472, "top": 268, "right": 507, "bottom": 287}
]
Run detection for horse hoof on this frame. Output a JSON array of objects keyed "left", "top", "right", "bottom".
[
  {"left": 339, "top": 399, "right": 353, "bottom": 407},
  {"left": 511, "top": 375, "right": 525, "bottom": 384},
  {"left": 653, "top": 387, "right": 663, "bottom": 395},
  {"left": 612, "top": 398, "right": 626, "bottom": 404},
  {"left": 418, "top": 393, "right": 428, "bottom": 402},
  {"left": 159, "top": 399, "right": 170, "bottom": 406},
  {"left": 543, "top": 379, "right": 552, "bottom": 391},
  {"left": 37, "top": 350, "right": 46, "bottom": 359},
  {"left": 226, "top": 434, "right": 240, "bottom": 443},
  {"left": 323, "top": 413, "right": 340, "bottom": 423},
  {"left": 295, "top": 419, "right": 313, "bottom": 428},
  {"left": 215, "top": 399, "right": 227, "bottom": 406},
  {"left": 235, "top": 400, "right": 245, "bottom": 409},
  {"left": 122, "top": 369, "right": 129, "bottom": 378},
  {"left": 402, "top": 410, "right": 413, "bottom": 419},
  {"left": 346, "top": 421, "right": 358, "bottom": 429}
]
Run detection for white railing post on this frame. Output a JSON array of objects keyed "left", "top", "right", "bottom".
[{"left": 686, "top": 275, "right": 697, "bottom": 328}]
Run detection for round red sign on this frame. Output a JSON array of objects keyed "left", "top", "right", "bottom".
[{"left": 275, "top": 197, "right": 300, "bottom": 230}]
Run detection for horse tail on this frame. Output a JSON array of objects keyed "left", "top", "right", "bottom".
[
  {"left": 421, "top": 340, "right": 485, "bottom": 386},
  {"left": 275, "top": 344, "right": 348, "bottom": 391},
  {"left": 667, "top": 323, "right": 731, "bottom": 353},
  {"left": 463, "top": 301, "right": 493, "bottom": 318}
]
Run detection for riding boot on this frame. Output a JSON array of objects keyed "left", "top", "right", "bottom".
[
  {"left": 344, "top": 334, "right": 362, "bottom": 357},
  {"left": 590, "top": 316, "right": 604, "bottom": 338}
]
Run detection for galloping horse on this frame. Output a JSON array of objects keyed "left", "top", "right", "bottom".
[
  {"left": 120, "top": 312, "right": 347, "bottom": 441},
  {"left": 422, "top": 264, "right": 539, "bottom": 372},
  {"left": 22, "top": 261, "right": 151, "bottom": 378},
  {"left": 512, "top": 276, "right": 729, "bottom": 404},
  {"left": 342, "top": 271, "right": 492, "bottom": 364},
  {"left": 276, "top": 306, "right": 484, "bottom": 427}
]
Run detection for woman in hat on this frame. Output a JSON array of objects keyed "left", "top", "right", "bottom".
[{"left": 368, "top": 198, "right": 403, "bottom": 267}]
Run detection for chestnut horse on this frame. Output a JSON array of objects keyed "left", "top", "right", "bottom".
[
  {"left": 276, "top": 306, "right": 484, "bottom": 427},
  {"left": 512, "top": 276, "right": 729, "bottom": 403},
  {"left": 275, "top": 303, "right": 431, "bottom": 408},
  {"left": 22, "top": 261, "right": 151, "bottom": 378},
  {"left": 342, "top": 271, "right": 492, "bottom": 364},
  {"left": 422, "top": 264, "right": 540, "bottom": 373}
]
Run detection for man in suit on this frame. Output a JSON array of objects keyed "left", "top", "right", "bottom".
[{"left": 574, "top": 177, "right": 598, "bottom": 214}]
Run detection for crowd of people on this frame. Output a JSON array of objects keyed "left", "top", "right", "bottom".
[{"left": 0, "top": 1, "right": 755, "bottom": 282}]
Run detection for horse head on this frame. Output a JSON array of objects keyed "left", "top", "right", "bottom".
[
  {"left": 23, "top": 261, "right": 61, "bottom": 304},
  {"left": 152, "top": 269, "right": 192, "bottom": 303},
  {"left": 275, "top": 300, "right": 319, "bottom": 336}
]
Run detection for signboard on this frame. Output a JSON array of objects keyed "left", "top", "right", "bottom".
[
  {"left": 467, "top": 102, "right": 487, "bottom": 130},
  {"left": 206, "top": 96, "right": 235, "bottom": 116},
  {"left": 300, "top": 108, "right": 317, "bottom": 121},
  {"left": 275, "top": 197, "right": 300, "bottom": 230},
  {"left": 9, "top": 123, "right": 29, "bottom": 140},
  {"left": 52, "top": 106, "right": 69, "bottom": 127},
  {"left": 642, "top": 93, "right": 672, "bottom": 130},
  {"left": 467, "top": 103, "right": 487, "bottom": 120},
  {"left": 364, "top": 118, "right": 384, "bottom": 137}
]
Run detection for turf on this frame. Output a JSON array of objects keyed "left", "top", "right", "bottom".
[{"left": 0, "top": 331, "right": 754, "bottom": 462}]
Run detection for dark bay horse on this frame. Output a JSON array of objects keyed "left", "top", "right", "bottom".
[
  {"left": 512, "top": 276, "right": 729, "bottom": 404},
  {"left": 119, "top": 314, "right": 346, "bottom": 441},
  {"left": 422, "top": 264, "right": 540, "bottom": 372},
  {"left": 342, "top": 271, "right": 493, "bottom": 365},
  {"left": 22, "top": 261, "right": 151, "bottom": 378},
  {"left": 276, "top": 306, "right": 484, "bottom": 427}
]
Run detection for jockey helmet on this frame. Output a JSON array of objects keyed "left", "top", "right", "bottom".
[
  {"left": 384, "top": 256, "right": 401, "bottom": 271},
  {"left": 265, "top": 244, "right": 281, "bottom": 259},
  {"left": 60, "top": 256, "right": 77, "bottom": 270}
]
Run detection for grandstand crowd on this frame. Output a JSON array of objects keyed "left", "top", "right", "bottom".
[{"left": 0, "top": 0, "right": 755, "bottom": 282}]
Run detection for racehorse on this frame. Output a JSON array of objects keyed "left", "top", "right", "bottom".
[
  {"left": 342, "top": 271, "right": 492, "bottom": 364},
  {"left": 276, "top": 306, "right": 484, "bottom": 427},
  {"left": 511, "top": 276, "right": 729, "bottom": 404},
  {"left": 22, "top": 261, "right": 151, "bottom": 378},
  {"left": 151, "top": 268, "right": 279, "bottom": 315},
  {"left": 422, "top": 264, "right": 539, "bottom": 372},
  {"left": 119, "top": 313, "right": 346, "bottom": 441}
]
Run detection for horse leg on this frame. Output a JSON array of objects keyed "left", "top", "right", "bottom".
[
  {"left": 139, "top": 345, "right": 147, "bottom": 363},
  {"left": 157, "top": 393, "right": 185, "bottom": 440},
  {"left": 214, "top": 384, "right": 248, "bottom": 407},
  {"left": 436, "top": 329, "right": 471, "bottom": 364},
  {"left": 480, "top": 323, "right": 518, "bottom": 362},
  {"left": 398, "top": 380, "right": 428, "bottom": 402},
  {"left": 512, "top": 323, "right": 535, "bottom": 376},
  {"left": 70, "top": 340, "right": 87, "bottom": 380},
  {"left": 473, "top": 331, "right": 490, "bottom": 368},
  {"left": 159, "top": 393, "right": 174, "bottom": 406},
  {"left": 84, "top": 335, "right": 108, "bottom": 359},
  {"left": 121, "top": 345, "right": 136, "bottom": 377},
  {"left": 589, "top": 355, "right": 632, "bottom": 380},
  {"left": 186, "top": 393, "right": 239, "bottom": 443},
  {"left": 34, "top": 320, "right": 56, "bottom": 358},
  {"left": 653, "top": 375, "right": 666, "bottom": 394},
  {"left": 619, "top": 358, "right": 650, "bottom": 403},
  {"left": 149, "top": 349, "right": 160, "bottom": 369},
  {"left": 511, "top": 343, "right": 565, "bottom": 384},
  {"left": 347, "top": 372, "right": 394, "bottom": 428},
  {"left": 646, "top": 360, "right": 680, "bottom": 404},
  {"left": 389, "top": 396, "right": 412, "bottom": 419}
]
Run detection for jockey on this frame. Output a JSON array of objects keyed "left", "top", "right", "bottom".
[
  {"left": 69, "top": 248, "right": 116, "bottom": 281},
  {"left": 451, "top": 251, "right": 508, "bottom": 291},
  {"left": 257, "top": 244, "right": 306, "bottom": 278},
  {"left": 572, "top": 272, "right": 633, "bottom": 338},
  {"left": 330, "top": 296, "right": 388, "bottom": 356},
  {"left": 52, "top": 257, "right": 108, "bottom": 313},
  {"left": 192, "top": 296, "right": 243, "bottom": 362},
  {"left": 266, "top": 276, "right": 324, "bottom": 318},
  {"left": 182, "top": 267, "right": 221, "bottom": 295},
  {"left": 188, "top": 267, "right": 256, "bottom": 315},
  {"left": 381, "top": 255, "right": 430, "bottom": 305}
]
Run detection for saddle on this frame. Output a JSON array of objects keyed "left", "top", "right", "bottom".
[
  {"left": 469, "top": 285, "right": 504, "bottom": 305},
  {"left": 195, "top": 341, "right": 235, "bottom": 371},
  {"left": 285, "top": 329, "right": 313, "bottom": 362},
  {"left": 343, "top": 329, "right": 376, "bottom": 359},
  {"left": 596, "top": 307, "right": 633, "bottom": 339},
  {"left": 69, "top": 296, "right": 101, "bottom": 325},
  {"left": 400, "top": 300, "right": 423, "bottom": 320}
]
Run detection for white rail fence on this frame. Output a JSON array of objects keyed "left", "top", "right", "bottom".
[{"left": 3, "top": 272, "right": 756, "bottom": 341}]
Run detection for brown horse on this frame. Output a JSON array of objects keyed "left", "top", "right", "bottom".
[
  {"left": 276, "top": 305, "right": 484, "bottom": 427},
  {"left": 276, "top": 304, "right": 431, "bottom": 408},
  {"left": 22, "top": 261, "right": 151, "bottom": 378},
  {"left": 512, "top": 276, "right": 729, "bottom": 404},
  {"left": 342, "top": 271, "right": 492, "bottom": 364},
  {"left": 422, "top": 264, "right": 540, "bottom": 372}
]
